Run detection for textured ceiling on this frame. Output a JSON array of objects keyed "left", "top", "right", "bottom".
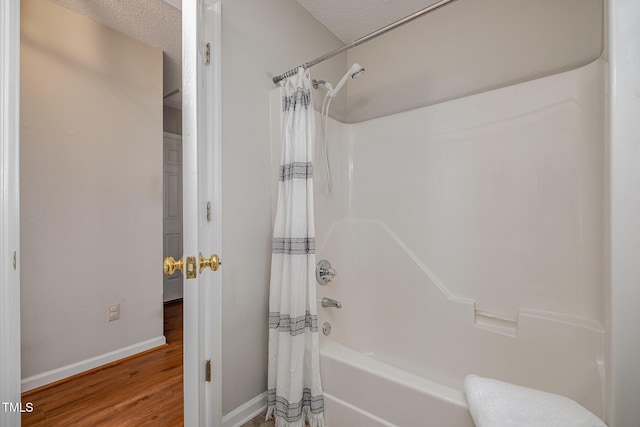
[
  {"left": 294, "top": 0, "right": 442, "bottom": 43},
  {"left": 49, "top": 0, "right": 182, "bottom": 109},
  {"left": 47, "top": 0, "right": 444, "bottom": 110}
]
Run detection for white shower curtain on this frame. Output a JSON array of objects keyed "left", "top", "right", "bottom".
[{"left": 266, "top": 68, "right": 325, "bottom": 427}]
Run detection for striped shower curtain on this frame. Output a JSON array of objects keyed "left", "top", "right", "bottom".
[{"left": 266, "top": 68, "right": 325, "bottom": 427}]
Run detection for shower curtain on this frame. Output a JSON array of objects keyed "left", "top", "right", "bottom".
[{"left": 266, "top": 68, "right": 325, "bottom": 427}]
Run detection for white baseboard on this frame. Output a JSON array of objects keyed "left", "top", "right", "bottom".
[
  {"left": 222, "top": 391, "right": 267, "bottom": 427},
  {"left": 21, "top": 335, "right": 167, "bottom": 392}
]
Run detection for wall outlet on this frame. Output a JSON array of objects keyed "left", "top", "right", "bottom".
[{"left": 107, "top": 304, "right": 120, "bottom": 321}]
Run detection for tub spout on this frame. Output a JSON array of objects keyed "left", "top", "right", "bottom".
[{"left": 321, "top": 297, "right": 342, "bottom": 309}]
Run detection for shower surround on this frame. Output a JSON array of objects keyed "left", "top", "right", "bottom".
[{"left": 270, "top": 59, "right": 605, "bottom": 425}]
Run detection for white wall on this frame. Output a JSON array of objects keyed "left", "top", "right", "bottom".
[
  {"left": 20, "top": 0, "right": 164, "bottom": 382},
  {"left": 346, "top": 0, "right": 604, "bottom": 123},
  {"left": 220, "top": 0, "right": 346, "bottom": 415},
  {"left": 350, "top": 61, "right": 605, "bottom": 322},
  {"left": 609, "top": 0, "right": 640, "bottom": 424}
]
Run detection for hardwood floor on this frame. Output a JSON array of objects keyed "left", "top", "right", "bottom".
[{"left": 22, "top": 301, "right": 184, "bottom": 426}]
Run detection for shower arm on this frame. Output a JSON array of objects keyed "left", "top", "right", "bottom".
[{"left": 271, "top": 0, "right": 458, "bottom": 84}]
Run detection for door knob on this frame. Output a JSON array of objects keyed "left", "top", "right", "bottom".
[
  {"left": 199, "top": 253, "right": 221, "bottom": 273},
  {"left": 164, "top": 256, "right": 184, "bottom": 275},
  {"left": 164, "top": 256, "right": 197, "bottom": 279}
]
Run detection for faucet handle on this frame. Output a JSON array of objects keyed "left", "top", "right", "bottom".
[
  {"left": 316, "top": 259, "right": 336, "bottom": 285},
  {"left": 321, "top": 266, "right": 336, "bottom": 277}
]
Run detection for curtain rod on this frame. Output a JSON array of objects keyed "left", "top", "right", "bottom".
[{"left": 271, "top": 0, "right": 458, "bottom": 84}]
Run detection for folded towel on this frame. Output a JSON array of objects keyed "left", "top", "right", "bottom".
[{"left": 464, "top": 375, "right": 606, "bottom": 427}]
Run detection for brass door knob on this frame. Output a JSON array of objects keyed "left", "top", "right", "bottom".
[
  {"left": 199, "top": 253, "right": 221, "bottom": 273},
  {"left": 164, "top": 256, "right": 184, "bottom": 275}
]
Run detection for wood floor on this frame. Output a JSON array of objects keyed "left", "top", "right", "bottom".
[{"left": 22, "top": 301, "right": 184, "bottom": 426}]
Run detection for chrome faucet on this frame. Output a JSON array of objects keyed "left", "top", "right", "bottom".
[{"left": 321, "top": 297, "right": 342, "bottom": 309}]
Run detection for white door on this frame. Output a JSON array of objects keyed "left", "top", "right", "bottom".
[
  {"left": 0, "top": 0, "right": 223, "bottom": 425},
  {"left": 163, "top": 132, "right": 184, "bottom": 302},
  {"left": 179, "top": 0, "right": 223, "bottom": 425}
]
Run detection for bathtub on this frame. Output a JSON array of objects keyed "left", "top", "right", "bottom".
[
  {"left": 316, "top": 220, "right": 604, "bottom": 426},
  {"left": 319, "top": 337, "right": 474, "bottom": 426}
]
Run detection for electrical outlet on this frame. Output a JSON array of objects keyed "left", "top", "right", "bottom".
[{"left": 107, "top": 304, "right": 120, "bottom": 321}]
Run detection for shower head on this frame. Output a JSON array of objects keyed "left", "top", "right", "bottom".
[
  {"left": 350, "top": 65, "right": 365, "bottom": 79},
  {"left": 329, "top": 63, "right": 365, "bottom": 98}
]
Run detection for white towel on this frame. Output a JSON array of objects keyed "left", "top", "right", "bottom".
[{"left": 464, "top": 375, "right": 606, "bottom": 427}]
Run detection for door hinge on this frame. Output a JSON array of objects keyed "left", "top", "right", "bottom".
[
  {"left": 206, "top": 201, "right": 212, "bottom": 222},
  {"left": 205, "top": 360, "right": 212, "bottom": 382},
  {"left": 13, "top": 251, "right": 17, "bottom": 270},
  {"left": 205, "top": 43, "right": 211, "bottom": 65}
]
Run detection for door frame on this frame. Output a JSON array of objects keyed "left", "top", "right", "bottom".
[
  {"left": 203, "top": 1, "right": 223, "bottom": 424},
  {"left": 0, "top": 0, "right": 222, "bottom": 425},
  {"left": 183, "top": 0, "right": 223, "bottom": 424},
  {"left": 0, "top": 0, "right": 21, "bottom": 426}
]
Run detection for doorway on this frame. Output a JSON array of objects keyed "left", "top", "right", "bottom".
[
  {"left": 2, "top": 0, "right": 222, "bottom": 424},
  {"left": 19, "top": 0, "right": 184, "bottom": 421}
]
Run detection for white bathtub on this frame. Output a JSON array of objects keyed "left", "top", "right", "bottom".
[
  {"left": 316, "top": 220, "right": 604, "bottom": 426},
  {"left": 319, "top": 337, "right": 475, "bottom": 426}
]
